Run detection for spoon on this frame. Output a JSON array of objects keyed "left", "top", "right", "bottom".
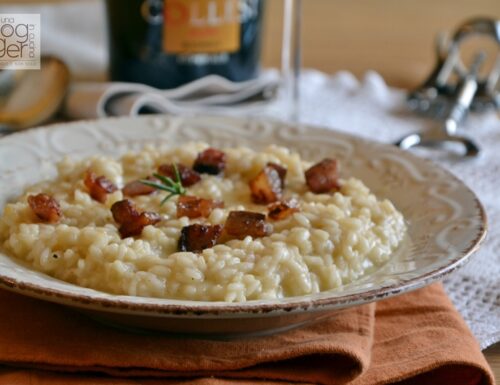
[{"left": 395, "top": 52, "right": 485, "bottom": 157}]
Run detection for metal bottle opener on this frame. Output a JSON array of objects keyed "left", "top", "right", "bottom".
[
  {"left": 396, "top": 53, "right": 484, "bottom": 157},
  {"left": 396, "top": 18, "right": 500, "bottom": 157}
]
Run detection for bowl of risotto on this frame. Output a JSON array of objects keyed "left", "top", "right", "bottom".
[{"left": 0, "top": 115, "right": 486, "bottom": 336}]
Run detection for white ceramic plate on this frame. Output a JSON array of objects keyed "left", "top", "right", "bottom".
[{"left": 0, "top": 115, "right": 487, "bottom": 337}]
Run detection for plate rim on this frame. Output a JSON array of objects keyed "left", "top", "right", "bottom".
[{"left": 0, "top": 115, "right": 488, "bottom": 316}]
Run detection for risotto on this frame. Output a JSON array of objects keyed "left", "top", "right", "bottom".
[{"left": 0, "top": 143, "right": 406, "bottom": 302}]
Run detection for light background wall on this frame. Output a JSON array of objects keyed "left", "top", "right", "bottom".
[
  {"left": 261, "top": 0, "right": 500, "bottom": 88},
  {"left": 2, "top": 0, "right": 500, "bottom": 88}
]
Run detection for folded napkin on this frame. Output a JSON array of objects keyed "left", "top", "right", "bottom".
[
  {"left": 0, "top": 284, "right": 493, "bottom": 385},
  {"left": 63, "top": 70, "right": 281, "bottom": 120}
]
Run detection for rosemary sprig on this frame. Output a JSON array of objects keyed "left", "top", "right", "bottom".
[{"left": 140, "top": 164, "right": 186, "bottom": 205}]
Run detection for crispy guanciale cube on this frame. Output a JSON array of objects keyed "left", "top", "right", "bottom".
[
  {"left": 119, "top": 211, "right": 161, "bottom": 238},
  {"left": 249, "top": 166, "right": 283, "bottom": 204},
  {"left": 176, "top": 195, "right": 224, "bottom": 219},
  {"left": 266, "top": 162, "right": 287, "bottom": 189},
  {"left": 224, "top": 211, "right": 272, "bottom": 240},
  {"left": 84, "top": 170, "right": 118, "bottom": 203},
  {"left": 178, "top": 224, "right": 223, "bottom": 252},
  {"left": 268, "top": 199, "right": 300, "bottom": 221},
  {"left": 304, "top": 158, "right": 340, "bottom": 194},
  {"left": 27, "top": 193, "right": 61, "bottom": 223},
  {"left": 157, "top": 163, "right": 201, "bottom": 187},
  {"left": 193, "top": 148, "right": 227, "bottom": 175},
  {"left": 110, "top": 199, "right": 139, "bottom": 223},
  {"left": 111, "top": 199, "right": 161, "bottom": 238},
  {"left": 122, "top": 177, "right": 157, "bottom": 197}
]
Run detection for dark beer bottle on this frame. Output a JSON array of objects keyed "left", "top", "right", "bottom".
[{"left": 106, "top": 0, "right": 264, "bottom": 89}]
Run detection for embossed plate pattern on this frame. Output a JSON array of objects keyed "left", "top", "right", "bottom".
[{"left": 0, "top": 116, "right": 487, "bottom": 335}]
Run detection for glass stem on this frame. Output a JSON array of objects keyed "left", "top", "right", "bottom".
[
  {"left": 281, "top": 0, "right": 302, "bottom": 121},
  {"left": 292, "top": 0, "right": 302, "bottom": 111}
]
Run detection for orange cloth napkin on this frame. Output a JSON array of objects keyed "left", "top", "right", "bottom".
[{"left": 0, "top": 283, "right": 494, "bottom": 385}]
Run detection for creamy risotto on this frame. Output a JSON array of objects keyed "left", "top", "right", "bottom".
[{"left": 0, "top": 143, "right": 406, "bottom": 301}]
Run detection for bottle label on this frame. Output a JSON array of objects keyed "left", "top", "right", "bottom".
[{"left": 163, "top": 0, "right": 241, "bottom": 54}]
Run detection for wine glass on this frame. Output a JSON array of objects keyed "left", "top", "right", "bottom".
[{"left": 281, "top": 0, "right": 302, "bottom": 120}]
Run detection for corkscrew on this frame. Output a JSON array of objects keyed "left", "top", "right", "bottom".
[
  {"left": 396, "top": 18, "right": 500, "bottom": 157},
  {"left": 395, "top": 53, "right": 484, "bottom": 156}
]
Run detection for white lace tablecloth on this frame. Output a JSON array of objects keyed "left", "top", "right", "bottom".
[{"left": 259, "top": 70, "right": 499, "bottom": 349}]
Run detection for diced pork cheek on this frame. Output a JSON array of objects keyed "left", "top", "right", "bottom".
[
  {"left": 111, "top": 199, "right": 138, "bottom": 223},
  {"left": 118, "top": 211, "right": 161, "bottom": 238},
  {"left": 305, "top": 158, "right": 340, "bottom": 193},
  {"left": 111, "top": 199, "right": 160, "bottom": 238},
  {"left": 27, "top": 193, "right": 61, "bottom": 223},
  {"left": 176, "top": 195, "right": 224, "bottom": 219},
  {"left": 122, "top": 177, "right": 157, "bottom": 197},
  {"left": 178, "top": 224, "right": 223, "bottom": 252},
  {"left": 224, "top": 211, "right": 272, "bottom": 240},
  {"left": 249, "top": 166, "right": 283, "bottom": 204},
  {"left": 84, "top": 170, "right": 118, "bottom": 203},
  {"left": 157, "top": 163, "right": 201, "bottom": 187},
  {"left": 193, "top": 148, "right": 227, "bottom": 175},
  {"left": 268, "top": 199, "right": 300, "bottom": 221}
]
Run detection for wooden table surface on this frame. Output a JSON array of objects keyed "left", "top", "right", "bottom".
[{"left": 485, "top": 344, "right": 500, "bottom": 382}]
